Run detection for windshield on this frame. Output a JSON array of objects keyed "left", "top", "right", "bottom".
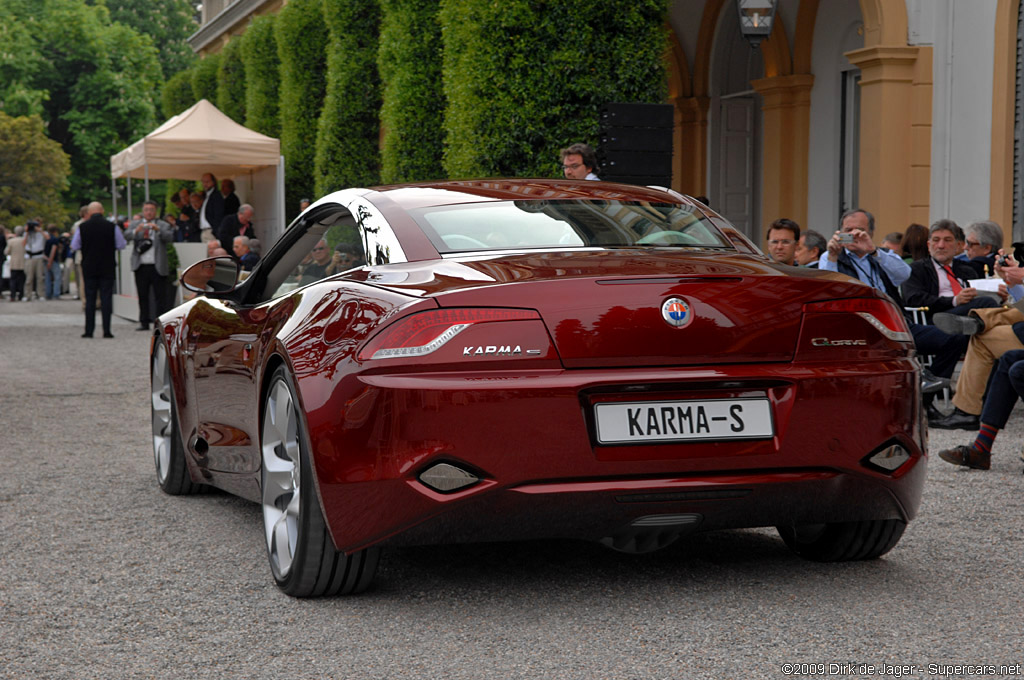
[{"left": 412, "top": 199, "right": 734, "bottom": 254}]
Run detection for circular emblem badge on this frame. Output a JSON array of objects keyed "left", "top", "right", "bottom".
[{"left": 661, "top": 297, "right": 693, "bottom": 328}]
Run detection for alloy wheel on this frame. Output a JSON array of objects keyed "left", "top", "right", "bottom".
[{"left": 262, "top": 378, "right": 302, "bottom": 580}]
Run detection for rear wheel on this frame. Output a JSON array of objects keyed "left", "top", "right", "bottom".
[
  {"left": 777, "top": 519, "right": 906, "bottom": 561},
  {"left": 152, "top": 339, "right": 204, "bottom": 495},
  {"left": 261, "top": 366, "right": 379, "bottom": 597}
]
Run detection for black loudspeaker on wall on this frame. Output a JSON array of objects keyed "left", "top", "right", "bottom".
[{"left": 597, "top": 103, "right": 673, "bottom": 187}]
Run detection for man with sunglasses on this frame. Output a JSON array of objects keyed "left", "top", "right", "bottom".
[{"left": 298, "top": 239, "right": 333, "bottom": 286}]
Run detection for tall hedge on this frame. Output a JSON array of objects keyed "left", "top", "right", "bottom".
[
  {"left": 378, "top": 0, "right": 444, "bottom": 183},
  {"left": 440, "top": 0, "right": 669, "bottom": 178},
  {"left": 276, "top": 0, "right": 328, "bottom": 213},
  {"left": 216, "top": 37, "right": 247, "bottom": 124},
  {"left": 241, "top": 13, "right": 281, "bottom": 138},
  {"left": 162, "top": 68, "right": 196, "bottom": 118},
  {"left": 191, "top": 52, "right": 221, "bottom": 103},
  {"left": 314, "top": 0, "right": 382, "bottom": 195}
]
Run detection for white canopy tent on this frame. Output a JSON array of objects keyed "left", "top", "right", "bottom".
[
  {"left": 109, "top": 98, "right": 285, "bottom": 246},
  {"left": 108, "top": 99, "right": 285, "bottom": 320}
]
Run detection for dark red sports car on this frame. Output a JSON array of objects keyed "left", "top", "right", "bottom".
[{"left": 151, "top": 179, "right": 926, "bottom": 597}]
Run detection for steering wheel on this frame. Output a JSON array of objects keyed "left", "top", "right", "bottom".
[
  {"left": 442, "top": 234, "right": 489, "bottom": 250},
  {"left": 636, "top": 231, "right": 701, "bottom": 246}
]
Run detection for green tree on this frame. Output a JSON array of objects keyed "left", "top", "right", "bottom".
[
  {"left": 217, "top": 38, "right": 247, "bottom": 124},
  {"left": 276, "top": 0, "right": 328, "bottom": 214},
  {"left": 98, "top": 0, "right": 198, "bottom": 80},
  {"left": 379, "top": 0, "right": 444, "bottom": 183},
  {"left": 0, "top": 4, "right": 48, "bottom": 117},
  {"left": 191, "top": 52, "right": 221, "bottom": 103},
  {"left": 440, "top": 0, "right": 669, "bottom": 178},
  {"left": 162, "top": 68, "right": 196, "bottom": 118},
  {"left": 0, "top": 0, "right": 163, "bottom": 199},
  {"left": 241, "top": 13, "right": 281, "bottom": 138},
  {"left": 0, "top": 112, "right": 71, "bottom": 225},
  {"left": 315, "top": 0, "right": 381, "bottom": 195}
]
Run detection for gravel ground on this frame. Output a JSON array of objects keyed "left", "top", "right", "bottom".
[{"left": 2, "top": 296, "right": 1023, "bottom": 680}]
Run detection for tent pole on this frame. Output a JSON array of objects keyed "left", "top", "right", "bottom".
[
  {"left": 144, "top": 162, "right": 150, "bottom": 202},
  {"left": 112, "top": 177, "right": 118, "bottom": 226},
  {"left": 127, "top": 173, "right": 132, "bottom": 224}
]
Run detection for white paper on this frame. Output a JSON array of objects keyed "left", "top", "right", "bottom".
[{"left": 968, "top": 278, "right": 1003, "bottom": 292}]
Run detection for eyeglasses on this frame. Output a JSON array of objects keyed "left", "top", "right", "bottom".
[
  {"left": 965, "top": 240, "right": 981, "bottom": 247},
  {"left": 768, "top": 239, "right": 795, "bottom": 246},
  {"left": 313, "top": 246, "right": 327, "bottom": 252},
  {"left": 561, "top": 163, "right": 583, "bottom": 170}
]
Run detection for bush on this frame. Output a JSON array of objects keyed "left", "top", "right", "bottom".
[
  {"left": 440, "top": 0, "right": 669, "bottom": 178},
  {"left": 241, "top": 13, "right": 281, "bottom": 138},
  {"left": 216, "top": 37, "right": 247, "bottom": 124},
  {"left": 378, "top": 0, "right": 445, "bottom": 183},
  {"left": 276, "top": 0, "right": 328, "bottom": 215},
  {"left": 191, "top": 52, "right": 221, "bottom": 103},
  {"left": 162, "top": 68, "right": 196, "bottom": 118},
  {"left": 314, "top": 0, "right": 382, "bottom": 195}
]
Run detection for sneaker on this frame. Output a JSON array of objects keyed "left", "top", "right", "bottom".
[
  {"left": 933, "top": 312, "right": 984, "bottom": 336},
  {"left": 938, "top": 444, "right": 991, "bottom": 470}
]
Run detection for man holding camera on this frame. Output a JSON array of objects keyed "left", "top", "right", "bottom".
[
  {"left": 818, "top": 209, "right": 911, "bottom": 290},
  {"left": 127, "top": 200, "right": 175, "bottom": 332}
]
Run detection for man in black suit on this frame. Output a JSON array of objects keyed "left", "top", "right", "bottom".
[
  {"left": 199, "top": 173, "right": 225, "bottom": 244},
  {"left": 218, "top": 204, "right": 255, "bottom": 250},
  {"left": 221, "top": 178, "right": 240, "bottom": 218},
  {"left": 70, "top": 202, "right": 126, "bottom": 338},
  {"left": 901, "top": 219, "right": 1003, "bottom": 323}
]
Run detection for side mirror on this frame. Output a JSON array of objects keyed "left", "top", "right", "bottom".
[{"left": 181, "top": 257, "right": 241, "bottom": 295}]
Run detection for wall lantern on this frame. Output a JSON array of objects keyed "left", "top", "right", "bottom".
[{"left": 737, "top": 0, "right": 778, "bottom": 48}]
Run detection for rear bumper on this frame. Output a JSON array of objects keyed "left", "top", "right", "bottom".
[
  {"left": 304, "top": 360, "right": 925, "bottom": 552},
  {"left": 372, "top": 464, "right": 924, "bottom": 549}
]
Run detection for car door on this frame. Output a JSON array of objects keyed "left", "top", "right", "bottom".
[{"left": 186, "top": 296, "right": 274, "bottom": 473}]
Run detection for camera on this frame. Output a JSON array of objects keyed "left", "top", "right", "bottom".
[
  {"left": 838, "top": 232, "right": 855, "bottom": 244},
  {"left": 997, "top": 254, "right": 1011, "bottom": 267}
]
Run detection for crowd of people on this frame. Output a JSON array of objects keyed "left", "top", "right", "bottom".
[
  {"left": 0, "top": 170, "right": 265, "bottom": 338},
  {"left": 763, "top": 210, "right": 1024, "bottom": 471}
]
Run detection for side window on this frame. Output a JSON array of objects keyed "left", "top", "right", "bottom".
[{"left": 261, "top": 198, "right": 408, "bottom": 301}]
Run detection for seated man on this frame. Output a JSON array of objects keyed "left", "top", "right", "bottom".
[
  {"left": 900, "top": 219, "right": 1003, "bottom": 323},
  {"left": 794, "top": 229, "right": 826, "bottom": 268},
  {"left": 765, "top": 218, "right": 799, "bottom": 266},
  {"left": 232, "top": 235, "right": 260, "bottom": 271},
  {"left": 930, "top": 250, "right": 1024, "bottom": 430},
  {"left": 962, "top": 220, "right": 1004, "bottom": 278},
  {"left": 937, "top": 349, "right": 1024, "bottom": 470}
]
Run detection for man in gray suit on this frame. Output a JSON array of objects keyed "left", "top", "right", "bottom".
[{"left": 127, "top": 200, "right": 175, "bottom": 331}]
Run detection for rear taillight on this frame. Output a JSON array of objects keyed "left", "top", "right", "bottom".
[
  {"left": 803, "top": 298, "right": 912, "bottom": 342},
  {"left": 358, "top": 308, "right": 541, "bottom": 360},
  {"left": 796, "top": 297, "right": 913, "bottom": 362}
]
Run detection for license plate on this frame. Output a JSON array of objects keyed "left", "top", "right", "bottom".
[{"left": 594, "top": 398, "right": 774, "bottom": 444}]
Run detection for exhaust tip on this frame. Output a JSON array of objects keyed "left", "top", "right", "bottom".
[{"left": 419, "top": 462, "right": 480, "bottom": 493}]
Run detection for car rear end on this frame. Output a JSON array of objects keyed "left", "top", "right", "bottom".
[{"left": 310, "top": 249, "right": 925, "bottom": 555}]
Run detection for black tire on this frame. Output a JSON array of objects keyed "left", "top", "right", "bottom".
[
  {"left": 152, "top": 339, "right": 205, "bottom": 495},
  {"left": 261, "top": 366, "right": 380, "bottom": 597},
  {"left": 776, "top": 519, "right": 906, "bottom": 562}
]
